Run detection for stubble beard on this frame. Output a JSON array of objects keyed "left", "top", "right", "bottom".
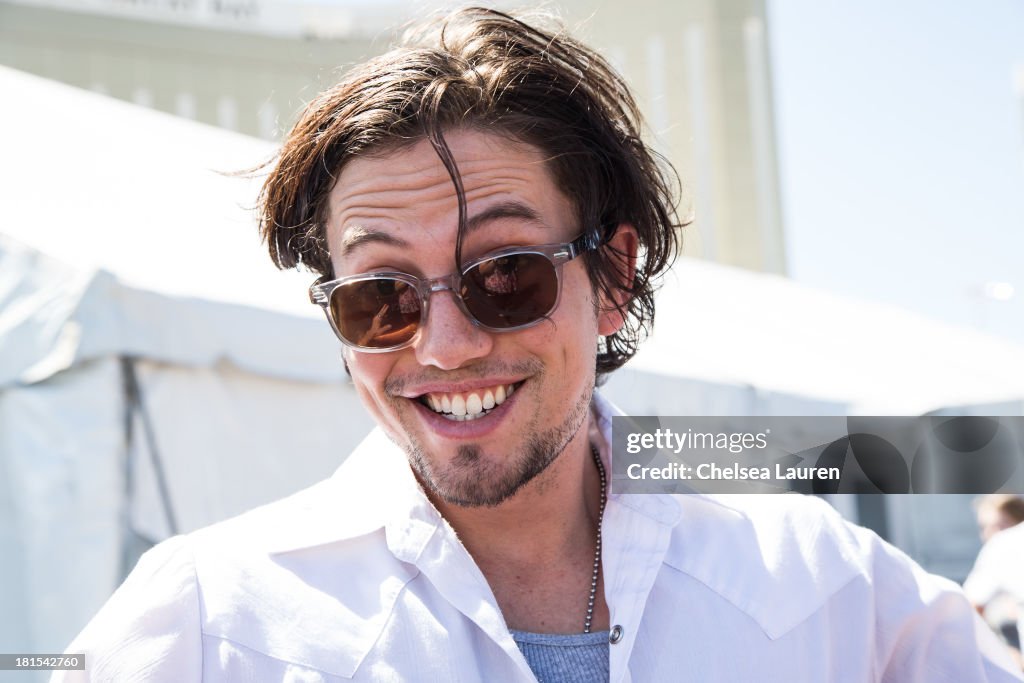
[{"left": 399, "top": 375, "right": 595, "bottom": 508}]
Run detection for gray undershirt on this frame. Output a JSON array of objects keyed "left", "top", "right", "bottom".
[{"left": 510, "top": 629, "right": 610, "bottom": 683}]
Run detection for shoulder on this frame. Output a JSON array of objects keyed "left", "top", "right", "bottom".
[
  {"left": 176, "top": 437, "right": 422, "bottom": 676},
  {"left": 657, "top": 493, "right": 948, "bottom": 637},
  {"left": 67, "top": 429, "right": 425, "bottom": 680},
  {"left": 59, "top": 535, "right": 203, "bottom": 681},
  {"left": 965, "top": 523, "right": 1024, "bottom": 603},
  {"left": 982, "top": 522, "right": 1024, "bottom": 557},
  {"left": 664, "top": 493, "right": 872, "bottom": 579}
]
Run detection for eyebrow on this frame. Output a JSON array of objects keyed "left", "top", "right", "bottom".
[
  {"left": 338, "top": 201, "right": 547, "bottom": 258},
  {"left": 338, "top": 226, "right": 409, "bottom": 257},
  {"left": 465, "top": 201, "right": 546, "bottom": 234}
]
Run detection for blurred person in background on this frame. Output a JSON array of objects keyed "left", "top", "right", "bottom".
[
  {"left": 55, "top": 7, "right": 1023, "bottom": 682},
  {"left": 966, "top": 494, "right": 1024, "bottom": 669},
  {"left": 976, "top": 494, "right": 1024, "bottom": 544}
]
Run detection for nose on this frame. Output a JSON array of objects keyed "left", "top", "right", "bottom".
[{"left": 414, "top": 288, "right": 494, "bottom": 370}]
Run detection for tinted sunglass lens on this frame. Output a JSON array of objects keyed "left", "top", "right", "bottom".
[
  {"left": 331, "top": 278, "right": 421, "bottom": 348},
  {"left": 462, "top": 253, "right": 558, "bottom": 328}
]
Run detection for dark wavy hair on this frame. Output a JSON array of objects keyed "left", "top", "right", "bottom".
[{"left": 257, "top": 6, "right": 683, "bottom": 380}]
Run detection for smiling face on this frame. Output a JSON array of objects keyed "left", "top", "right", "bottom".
[{"left": 327, "top": 130, "right": 623, "bottom": 508}]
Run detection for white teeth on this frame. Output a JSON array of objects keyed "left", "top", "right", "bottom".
[
  {"left": 451, "top": 395, "right": 466, "bottom": 416},
  {"left": 444, "top": 411, "right": 486, "bottom": 422},
  {"left": 422, "top": 383, "right": 519, "bottom": 417}
]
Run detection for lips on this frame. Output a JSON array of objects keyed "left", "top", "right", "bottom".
[{"left": 417, "top": 382, "right": 519, "bottom": 421}]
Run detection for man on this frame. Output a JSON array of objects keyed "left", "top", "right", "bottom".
[
  {"left": 60, "top": 7, "right": 1021, "bottom": 682},
  {"left": 966, "top": 495, "right": 1024, "bottom": 665}
]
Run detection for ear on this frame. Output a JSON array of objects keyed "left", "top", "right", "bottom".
[{"left": 597, "top": 224, "right": 638, "bottom": 337}]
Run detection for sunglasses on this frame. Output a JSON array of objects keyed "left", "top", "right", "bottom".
[{"left": 309, "top": 231, "right": 600, "bottom": 352}]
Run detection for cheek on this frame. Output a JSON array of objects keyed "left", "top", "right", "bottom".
[
  {"left": 537, "top": 285, "right": 601, "bottom": 375},
  {"left": 347, "top": 354, "right": 397, "bottom": 415},
  {"left": 560, "top": 276, "right": 601, "bottom": 343}
]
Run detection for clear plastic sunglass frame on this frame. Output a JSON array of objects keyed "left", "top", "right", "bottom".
[{"left": 309, "top": 232, "right": 598, "bottom": 352}]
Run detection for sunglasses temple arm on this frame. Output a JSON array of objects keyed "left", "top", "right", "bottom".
[
  {"left": 310, "top": 284, "right": 329, "bottom": 306},
  {"left": 570, "top": 228, "right": 607, "bottom": 257}
]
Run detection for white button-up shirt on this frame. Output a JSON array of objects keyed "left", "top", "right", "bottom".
[
  {"left": 965, "top": 522, "right": 1024, "bottom": 649},
  {"left": 58, "top": 394, "right": 1022, "bottom": 682}
]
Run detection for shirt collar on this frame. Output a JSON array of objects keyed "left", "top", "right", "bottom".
[
  {"left": 593, "top": 390, "right": 683, "bottom": 526},
  {"left": 264, "top": 427, "right": 441, "bottom": 554}
]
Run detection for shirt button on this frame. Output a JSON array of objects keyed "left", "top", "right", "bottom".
[{"left": 609, "top": 625, "right": 624, "bottom": 644}]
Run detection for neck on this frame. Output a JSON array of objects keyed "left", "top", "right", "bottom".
[{"left": 426, "top": 415, "right": 609, "bottom": 632}]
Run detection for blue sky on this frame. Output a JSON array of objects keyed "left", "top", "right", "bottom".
[{"left": 767, "top": 0, "right": 1024, "bottom": 343}]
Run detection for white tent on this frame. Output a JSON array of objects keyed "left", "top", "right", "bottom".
[
  {"left": 0, "top": 66, "right": 379, "bottom": 660},
  {"left": 607, "top": 260, "right": 1024, "bottom": 416},
  {"left": 3, "top": 66, "right": 1024, "bottom": 662}
]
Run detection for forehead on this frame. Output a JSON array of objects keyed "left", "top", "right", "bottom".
[{"left": 326, "top": 130, "right": 574, "bottom": 266}]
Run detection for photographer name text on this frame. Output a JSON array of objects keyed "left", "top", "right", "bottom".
[{"left": 625, "top": 462, "right": 841, "bottom": 482}]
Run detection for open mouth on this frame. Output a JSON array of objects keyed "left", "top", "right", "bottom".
[{"left": 416, "top": 382, "right": 523, "bottom": 422}]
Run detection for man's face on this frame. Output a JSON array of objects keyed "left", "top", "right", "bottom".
[{"left": 326, "top": 130, "right": 618, "bottom": 507}]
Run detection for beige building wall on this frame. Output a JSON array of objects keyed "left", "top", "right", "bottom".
[
  {"left": 0, "top": 0, "right": 786, "bottom": 274},
  {"left": 0, "top": 1, "right": 381, "bottom": 140},
  {"left": 559, "top": 0, "right": 786, "bottom": 273}
]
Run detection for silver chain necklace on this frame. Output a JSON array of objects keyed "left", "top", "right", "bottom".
[{"left": 583, "top": 445, "right": 607, "bottom": 634}]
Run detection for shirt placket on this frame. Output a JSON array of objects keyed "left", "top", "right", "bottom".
[{"left": 603, "top": 496, "right": 679, "bottom": 683}]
